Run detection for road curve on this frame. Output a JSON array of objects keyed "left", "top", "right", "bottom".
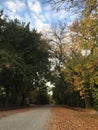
[{"left": 0, "top": 106, "right": 52, "bottom": 130}]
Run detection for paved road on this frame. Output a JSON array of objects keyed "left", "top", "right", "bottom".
[{"left": 0, "top": 106, "right": 52, "bottom": 130}]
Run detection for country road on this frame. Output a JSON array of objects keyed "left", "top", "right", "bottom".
[{"left": 0, "top": 106, "right": 52, "bottom": 130}]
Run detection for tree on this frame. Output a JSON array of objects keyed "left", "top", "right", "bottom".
[
  {"left": 45, "top": 0, "right": 98, "bottom": 15},
  {"left": 45, "top": 0, "right": 98, "bottom": 108},
  {"left": 0, "top": 10, "right": 51, "bottom": 107},
  {"left": 49, "top": 23, "right": 70, "bottom": 87},
  {"left": 68, "top": 15, "right": 98, "bottom": 108}
]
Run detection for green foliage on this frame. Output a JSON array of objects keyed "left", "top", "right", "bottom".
[
  {"left": 35, "top": 89, "right": 50, "bottom": 104},
  {"left": 0, "top": 10, "right": 50, "bottom": 107},
  {"left": 92, "top": 88, "right": 98, "bottom": 110},
  {"left": 52, "top": 86, "right": 65, "bottom": 104},
  {"left": 52, "top": 79, "right": 85, "bottom": 107}
]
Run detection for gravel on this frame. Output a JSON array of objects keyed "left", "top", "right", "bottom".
[{"left": 0, "top": 106, "right": 52, "bottom": 130}]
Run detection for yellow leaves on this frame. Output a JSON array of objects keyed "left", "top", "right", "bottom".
[
  {"left": 72, "top": 75, "right": 84, "bottom": 90},
  {"left": 79, "top": 87, "right": 91, "bottom": 98},
  {"left": 63, "top": 11, "right": 98, "bottom": 99},
  {"left": 5, "top": 63, "right": 11, "bottom": 69},
  {"left": 74, "top": 66, "right": 81, "bottom": 73},
  {"left": 80, "top": 91, "right": 85, "bottom": 97},
  {"left": 71, "top": 15, "right": 97, "bottom": 51},
  {"left": 70, "top": 20, "right": 79, "bottom": 32},
  {"left": 84, "top": 0, "right": 98, "bottom": 16},
  {"left": 90, "top": 72, "right": 98, "bottom": 85}
]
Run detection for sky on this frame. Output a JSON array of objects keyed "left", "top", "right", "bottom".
[{"left": 0, "top": 0, "right": 79, "bottom": 32}]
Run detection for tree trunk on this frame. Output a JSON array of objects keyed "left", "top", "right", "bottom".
[
  {"left": 85, "top": 96, "right": 91, "bottom": 108},
  {"left": 21, "top": 95, "right": 26, "bottom": 106},
  {"left": 5, "top": 86, "right": 10, "bottom": 107}
]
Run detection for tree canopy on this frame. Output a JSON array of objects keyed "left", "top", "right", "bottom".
[
  {"left": 0, "top": 0, "right": 98, "bottom": 109},
  {"left": 46, "top": 0, "right": 98, "bottom": 108},
  {"left": 0, "top": 10, "right": 50, "bottom": 107}
]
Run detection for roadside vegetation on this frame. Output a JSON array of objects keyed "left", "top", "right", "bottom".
[
  {"left": 47, "top": 0, "right": 98, "bottom": 109},
  {"left": 0, "top": 0, "right": 98, "bottom": 110},
  {"left": 0, "top": 10, "right": 51, "bottom": 107}
]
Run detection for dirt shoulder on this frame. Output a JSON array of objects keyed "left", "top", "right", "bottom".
[
  {"left": 49, "top": 106, "right": 98, "bottom": 130},
  {"left": 0, "top": 106, "right": 37, "bottom": 119}
]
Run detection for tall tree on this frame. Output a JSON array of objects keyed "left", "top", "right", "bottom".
[{"left": 0, "top": 10, "right": 51, "bottom": 107}]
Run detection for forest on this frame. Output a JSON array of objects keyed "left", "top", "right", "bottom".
[{"left": 0, "top": 0, "right": 98, "bottom": 109}]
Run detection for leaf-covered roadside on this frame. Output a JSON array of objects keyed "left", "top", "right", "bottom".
[{"left": 49, "top": 106, "right": 98, "bottom": 130}]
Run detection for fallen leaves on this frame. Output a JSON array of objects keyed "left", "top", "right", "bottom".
[{"left": 49, "top": 106, "right": 98, "bottom": 130}]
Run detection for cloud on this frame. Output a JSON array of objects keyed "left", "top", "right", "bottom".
[
  {"left": 28, "top": 0, "right": 41, "bottom": 14},
  {"left": 35, "top": 19, "right": 50, "bottom": 32},
  {"left": 28, "top": 10, "right": 50, "bottom": 32},
  {"left": 3, "top": 0, "right": 26, "bottom": 21},
  {"left": 1, "top": 0, "right": 78, "bottom": 32},
  {"left": 5, "top": 0, "right": 26, "bottom": 14},
  {"left": 26, "top": 0, "right": 51, "bottom": 32}
]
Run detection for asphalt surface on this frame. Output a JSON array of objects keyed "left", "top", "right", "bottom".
[{"left": 0, "top": 106, "right": 52, "bottom": 130}]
